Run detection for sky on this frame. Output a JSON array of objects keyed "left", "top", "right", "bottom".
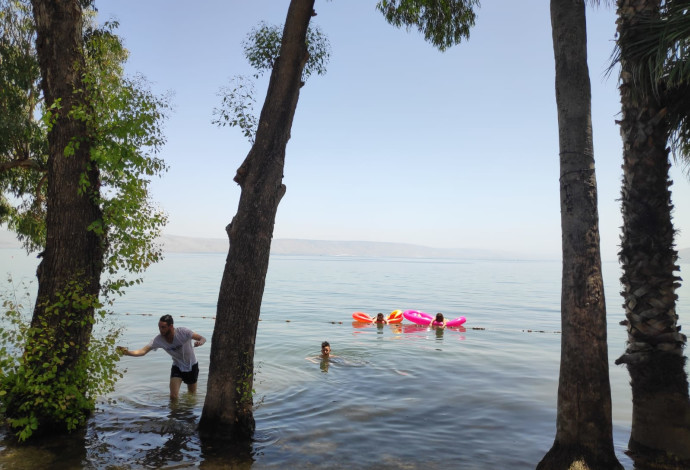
[{"left": 92, "top": 0, "right": 690, "bottom": 261}]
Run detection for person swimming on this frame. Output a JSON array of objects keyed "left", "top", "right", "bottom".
[
  {"left": 320, "top": 341, "right": 332, "bottom": 358},
  {"left": 432, "top": 312, "right": 447, "bottom": 328},
  {"left": 307, "top": 341, "right": 336, "bottom": 373},
  {"left": 374, "top": 313, "right": 388, "bottom": 324}
]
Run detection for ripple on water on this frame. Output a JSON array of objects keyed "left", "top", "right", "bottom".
[{"left": 0, "top": 254, "right": 665, "bottom": 468}]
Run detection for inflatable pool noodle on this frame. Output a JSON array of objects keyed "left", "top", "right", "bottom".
[{"left": 402, "top": 310, "right": 466, "bottom": 327}]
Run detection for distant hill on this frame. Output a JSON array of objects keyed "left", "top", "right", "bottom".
[
  {"left": 680, "top": 247, "right": 690, "bottom": 262},
  {"left": 1, "top": 231, "right": 511, "bottom": 258},
  {"left": 3, "top": 229, "right": 689, "bottom": 261},
  {"left": 161, "top": 235, "right": 516, "bottom": 259}
]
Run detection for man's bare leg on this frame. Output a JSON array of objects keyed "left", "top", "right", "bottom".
[{"left": 169, "top": 377, "right": 183, "bottom": 399}]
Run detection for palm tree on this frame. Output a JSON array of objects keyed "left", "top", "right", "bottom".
[
  {"left": 613, "top": 0, "right": 690, "bottom": 465},
  {"left": 538, "top": 0, "right": 622, "bottom": 468}
]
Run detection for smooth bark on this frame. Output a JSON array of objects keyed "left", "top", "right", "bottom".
[
  {"left": 199, "top": 0, "right": 315, "bottom": 441},
  {"left": 538, "top": 0, "right": 621, "bottom": 468}
]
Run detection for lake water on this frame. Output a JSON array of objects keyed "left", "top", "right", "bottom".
[{"left": 1, "top": 249, "right": 688, "bottom": 469}]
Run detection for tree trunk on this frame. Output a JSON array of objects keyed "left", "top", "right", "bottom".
[
  {"left": 25, "top": 0, "right": 105, "bottom": 433},
  {"left": 198, "top": 0, "right": 315, "bottom": 441},
  {"left": 538, "top": 1, "right": 622, "bottom": 468},
  {"left": 615, "top": 0, "right": 690, "bottom": 466}
]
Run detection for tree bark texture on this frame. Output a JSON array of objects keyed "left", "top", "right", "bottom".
[
  {"left": 615, "top": 0, "right": 690, "bottom": 465},
  {"left": 28, "top": 0, "right": 104, "bottom": 428},
  {"left": 199, "top": 0, "right": 315, "bottom": 441},
  {"left": 538, "top": 1, "right": 622, "bottom": 468}
]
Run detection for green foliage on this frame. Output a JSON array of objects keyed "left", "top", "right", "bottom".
[
  {"left": 0, "top": 3, "right": 166, "bottom": 441},
  {"left": 236, "top": 371, "right": 255, "bottom": 405},
  {"left": 0, "top": 278, "right": 123, "bottom": 441},
  {"left": 0, "top": 2, "right": 170, "bottom": 295},
  {"left": 214, "top": 21, "right": 330, "bottom": 142},
  {"left": 77, "top": 20, "right": 170, "bottom": 297},
  {"left": 212, "top": 75, "right": 258, "bottom": 143},
  {"left": 242, "top": 21, "right": 331, "bottom": 81},
  {"left": 610, "top": 0, "right": 690, "bottom": 171},
  {"left": 236, "top": 353, "right": 257, "bottom": 406},
  {"left": 241, "top": 21, "right": 282, "bottom": 78},
  {"left": 376, "top": 0, "right": 479, "bottom": 52},
  {"left": 0, "top": 0, "right": 49, "bottom": 252}
]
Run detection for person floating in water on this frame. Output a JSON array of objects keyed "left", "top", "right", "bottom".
[
  {"left": 320, "top": 341, "right": 335, "bottom": 358},
  {"left": 374, "top": 313, "right": 388, "bottom": 324},
  {"left": 117, "top": 314, "right": 206, "bottom": 399},
  {"left": 304, "top": 341, "right": 337, "bottom": 372},
  {"left": 432, "top": 312, "right": 447, "bottom": 328}
]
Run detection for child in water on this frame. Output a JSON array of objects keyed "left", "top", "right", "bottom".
[
  {"left": 307, "top": 341, "right": 336, "bottom": 364},
  {"left": 432, "top": 313, "right": 447, "bottom": 328},
  {"left": 374, "top": 313, "right": 388, "bottom": 324},
  {"left": 320, "top": 341, "right": 335, "bottom": 358}
]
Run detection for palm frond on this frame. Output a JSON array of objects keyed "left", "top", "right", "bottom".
[
  {"left": 612, "top": 0, "right": 690, "bottom": 166},
  {"left": 613, "top": 0, "right": 690, "bottom": 92}
]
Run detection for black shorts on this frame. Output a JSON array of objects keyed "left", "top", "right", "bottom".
[{"left": 170, "top": 362, "right": 199, "bottom": 385}]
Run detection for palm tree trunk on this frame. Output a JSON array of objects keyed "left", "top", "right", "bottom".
[
  {"left": 198, "top": 0, "right": 315, "bottom": 441},
  {"left": 615, "top": 0, "right": 690, "bottom": 465},
  {"left": 538, "top": 0, "right": 621, "bottom": 468}
]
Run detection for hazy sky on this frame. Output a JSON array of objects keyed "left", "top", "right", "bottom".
[{"left": 93, "top": 0, "right": 690, "bottom": 261}]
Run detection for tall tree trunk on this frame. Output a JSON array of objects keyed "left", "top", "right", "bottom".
[
  {"left": 26, "top": 0, "right": 104, "bottom": 433},
  {"left": 615, "top": 0, "right": 690, "bottom": 466},
  {"left": 538, "top": 1, "right": 622, "bottom": 468},
  {"left": 198, "top": 0, "right": 315, "bottom": 441}
]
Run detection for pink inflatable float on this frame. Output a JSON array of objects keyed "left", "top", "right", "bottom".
[{"left": 402, "top": 310, "right": 466, "bottom": 327}]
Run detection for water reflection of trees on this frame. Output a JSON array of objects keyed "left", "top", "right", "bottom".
[
  {"left": 0, "top": 428, "right": 88, "bottom": 469},
  {"left": 136, "top": 399, "right": 200, "bottom": 468},
  {"left": 77, "top": 396, "right": 257, "bottom": 468}
]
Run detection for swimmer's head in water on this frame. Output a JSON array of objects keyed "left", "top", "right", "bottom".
[
  {"left": 321, "top": 341, "right": 331, "bottom": 355},
  {"left": 376, "top": 313, "right": 385, "bottom": 321},
  {"left": 435, "top": 313, "right": 444, "bottom": 322}
]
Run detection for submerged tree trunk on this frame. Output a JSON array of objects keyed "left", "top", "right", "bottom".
[
  {"left": 198, "top": 0, "right": 315, "bottom": 441},
  {"left": 615, "top": 0, "right": 690, "bottom": 466},
  {"left": 26, "top": 0, "right": 104, "bottom": 432},
  {"left": 538, "top": 1, "right": 622, "bottom": 468}
]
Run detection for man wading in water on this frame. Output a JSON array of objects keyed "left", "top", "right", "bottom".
[{"left": 118, "top": 314, "right": 206, "bottom": 399}]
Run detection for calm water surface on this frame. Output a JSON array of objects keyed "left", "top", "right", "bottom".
[{"left": 1, "top": 249, "right": 689, "bottom": 469}]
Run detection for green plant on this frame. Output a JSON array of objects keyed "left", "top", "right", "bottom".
[
  {"left": 212, "top": 21, "right": 330, "bottom": 143},
  {"left": 236, "top": 352, "right": 256, "bottom": 406},
  {"left": 0, "top": 1, "right": 166, "bottom": 442},
  {"left": 0, "top": 277, "right": 123, "bottom": 441},
  {"left": 1, "top": 3, "right": 170, "bottom": 290}
]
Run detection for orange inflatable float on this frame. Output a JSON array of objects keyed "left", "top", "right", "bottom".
[{"left": 352, "top": 310, "right": 404, "bottom": 324}]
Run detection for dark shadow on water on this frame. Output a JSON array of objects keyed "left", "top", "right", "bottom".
[
  {"left": 0, "top": 426, "right": 87, "bottom": 470},
  {"left": 135, "top": 398, "right": 200, "bottom": 468},
  {"left": 0, "top": 395, "right": 262, "bottom": 469},
  {"left": 82, "top": 393, "right": 205, "bottom": 468},
  {"left": 625, "top": 443, "right": 690, "bottom": 470},
  {"left": 199, "top": 436, "right": 255, "bottom": 469}
]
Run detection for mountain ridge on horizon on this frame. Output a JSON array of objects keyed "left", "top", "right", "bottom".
[
  {"left": 159, "top": 234, "right": 520, "bottom": 259},
  {"left": 2, "top": 230, "right": 689, "bottom": 261}
]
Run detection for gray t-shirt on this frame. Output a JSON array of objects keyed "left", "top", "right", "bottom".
[{"left": 148, "top": 326, "right": 197, "bottom": 372}]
